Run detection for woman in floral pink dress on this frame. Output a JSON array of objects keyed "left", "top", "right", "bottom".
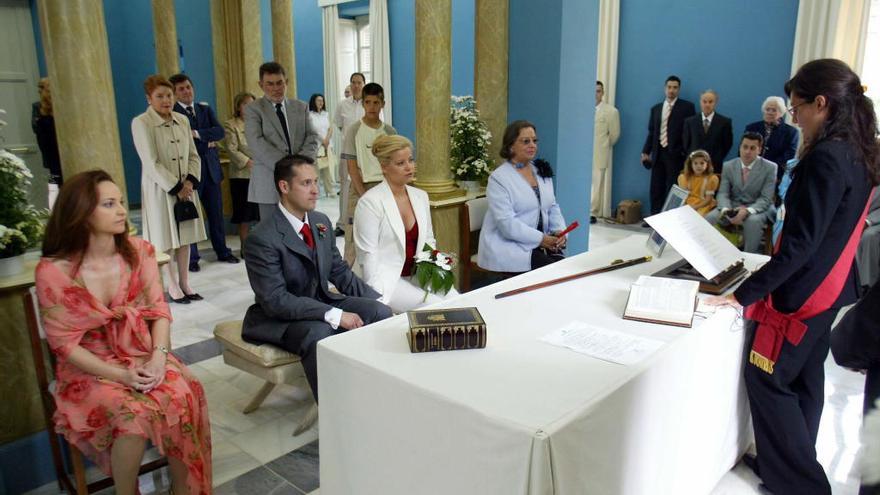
[{"left": 35, "top": 170, "right": 211, "bottom": 494}]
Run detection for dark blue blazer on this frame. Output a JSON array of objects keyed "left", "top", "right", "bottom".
[
  {"left": 174, "top": 101, "right": 225, "bottom": 184},
  {"left": 744, "top": 120, "right": 799, "bottom": 180},
  {"left": 734, "top": 139, "right": 874, "bottom": 313},
  {"left": 642, "top": 98, "right": 696, "bottom": 164}
]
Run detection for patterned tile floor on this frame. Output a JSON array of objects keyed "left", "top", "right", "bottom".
[{"left": 25, "top": 205, "right": 868, "bottom": 494}]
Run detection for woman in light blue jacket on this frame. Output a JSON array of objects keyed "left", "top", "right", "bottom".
[{"left": 478, "top": 120, "right": 566, "bottom": 273}]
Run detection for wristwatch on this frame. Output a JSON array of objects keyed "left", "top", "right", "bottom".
[{"left": 153, "top": 345, "right": 169, "bottom": 355}]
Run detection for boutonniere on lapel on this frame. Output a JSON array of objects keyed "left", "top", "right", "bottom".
[{"left": 315, "top": 223, "right": 328, "bottom": 239}]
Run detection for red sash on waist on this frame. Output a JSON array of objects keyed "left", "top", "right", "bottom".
[{"left": 744, "top": 189, "right": 874, "bottom": 374}]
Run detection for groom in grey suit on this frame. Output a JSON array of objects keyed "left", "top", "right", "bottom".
[
  {"left": 706, "top": 132, "right": 777, "bottom": 253},
  {"left": 245, "top": 61, "right": 319, "bottom": 220},
  {"left": 243, "top": 155, "right": 392, "bottom": 401}
]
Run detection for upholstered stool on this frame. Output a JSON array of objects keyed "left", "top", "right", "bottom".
[{"left": 213, "top": 320, "right": 318, "bottom": 436}]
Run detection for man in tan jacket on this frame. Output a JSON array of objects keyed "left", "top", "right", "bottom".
[{"left": 591, "top": 81, "right": 620, "bottom": 222}]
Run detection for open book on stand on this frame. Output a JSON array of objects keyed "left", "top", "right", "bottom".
[
  {"left": 644, "top": 206, "right": 748, "bottom": 294},
  {"left": 623, "top": 276, "right": 700, "bottom": 327}
]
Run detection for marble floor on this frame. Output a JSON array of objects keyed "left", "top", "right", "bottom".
[{"left": 25, "top": 204, "right": 869, "bottom": 494}]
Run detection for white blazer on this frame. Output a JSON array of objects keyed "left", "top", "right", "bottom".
[{"left": 354, "top": 180, "right": 435, "bottom": 303}]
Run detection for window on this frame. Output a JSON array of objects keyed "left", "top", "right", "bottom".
[
  {"left": 357, "top": 15, "right": 371, "bottom": 83},
  {"left": 862, "top": 0, "right": 880, "bottom": 110},
  {"left": 336, "top": 15, "right": 371, "bottom": 99}
]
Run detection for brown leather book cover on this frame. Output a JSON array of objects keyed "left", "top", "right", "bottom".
[{"left": 406, "top": 307, "right": 486, "bottom": 353}]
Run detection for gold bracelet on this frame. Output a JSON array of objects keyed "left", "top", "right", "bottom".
[{"left": 153, "top": 345, "right": 169, "bottom": 355}]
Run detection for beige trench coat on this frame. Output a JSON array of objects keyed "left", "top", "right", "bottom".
[
  {"left": 222, "top": 117, "right": 253, "bottom": 180},
  {"left": 132, "top": 106, "right": 207, "bottom": 253}
]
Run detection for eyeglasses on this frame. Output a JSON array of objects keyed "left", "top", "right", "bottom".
[
  {"left": 786, "top": 100, "right": 812, "bottom": 116},
  {"left": 518, "top": 138, "right": 539, "bottom": 145}
]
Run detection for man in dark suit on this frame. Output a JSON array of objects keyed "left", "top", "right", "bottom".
[
  {"left": 170, "top": 74, "right": 240, "bottom": 272},
  {"left": 242, "top": 155, "right": 392, "bottom": 401},
  {"left": 641, "top": 75, "right": 696, "bottom": 216},
  {"left": 682, "top": 89, "right": 733, "bottom": 170}
]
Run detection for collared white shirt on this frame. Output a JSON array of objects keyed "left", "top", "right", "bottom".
[
  {"left": 334, "top": 97, "right": 364, "bottom": 131},
  {"left": 702, "top": 112, "right": 715, "bottom": 126},
  {"left": 663, "top": 97, "right": 678, "bottom": 112},
  {"left": 179, "top": 100, "right": 200, "bottom": 140},
  {"left": 277, "top": 203, "right": 343, "bottom": 328}
]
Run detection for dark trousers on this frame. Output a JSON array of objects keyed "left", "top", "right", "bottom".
[
  {"left": 190, "top": 179, "right": 231, "bottom": 263},
  {"left": 649, "top": 147, "right": 683, "bottom": 214},
  {"left": 280, "top": 296, "right": 392, "bottom": 402},
  {"left": 745, "top": 309, "right": 837, "bottom": 495}
]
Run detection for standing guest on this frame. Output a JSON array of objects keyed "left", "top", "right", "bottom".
[
  {"left": 708, "top": 59, "right": 879, "bottom": 495},
  {"left": 169, "top": 73, "right": 239, "bottom": 272},
  {"left": 745, "top": 96, "right": 800, "bottom": 182},
  {"left": 706, "top": 132, "right": 777, "bottom": 254},
  {"left": 677, "top": 149, "right": 718, "bottom": 216},
  {"left": 244, "top": 61, "right": 319, "bottom": 221},
  {"left": 344, "top": 85, "right": 352, "bottom": 99},
  {"left": 131, "top": 75, "right": 207, "bottom": 304},
  {"left": 242, "top": 155, "right": 392, "bottom": 401},
  {"left": 682, "top": 89, "right": 733, "bottom": 171},
  {"left": 591, "top": 80, "right": 620, "bottom": 223},
  {"left": 334, "top": 73, "right": 367, "bottom": 236},
  {"left": 31, "top": 77, "right": 62, "bottom": 185},
  {"left": 223, "top": 91, "right": 261, "bottom": 250},
  {"left": 478, "top": 120, "right": 567, "bottom": 274},
  {"left": 308, "top": 93, "right": 336, "bottom": 197},
  {"left": 341, "top": 82, "right": 396, "bottom": 266},
  {"left": 35, "top": 170, "right": 211, "bottom": 495},
  {"left": 641, "top": 75, "right": 696, "bottom": 216},
  {"left": 354, "top": 135, "right": 457, "bottom": 312}
]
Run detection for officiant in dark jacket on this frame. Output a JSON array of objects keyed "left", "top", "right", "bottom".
[
  {"left": 243, "top": 155, "right": 392, "bottom": 401},
  {"left": 683, "top": 89, "right": 733, "bottom": 170}
]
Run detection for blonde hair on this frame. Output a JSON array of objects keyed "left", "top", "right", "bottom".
[
  {"left": 38, "top": 77, "right": 52, "bottom": 117},
  {"left": 371, "top": 135, "right": 413, "bottom": 163},
  {"left": 683, "top": 149, "right": 713, "bottom": 178}
]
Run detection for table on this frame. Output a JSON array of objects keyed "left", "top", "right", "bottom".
[{"left": 318, "top": 235, "right": 766, "bottom": 495}]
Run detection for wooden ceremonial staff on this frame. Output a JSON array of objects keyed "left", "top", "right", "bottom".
[{"left": 494, "top": 255, "right": 653, "bottom": 299}]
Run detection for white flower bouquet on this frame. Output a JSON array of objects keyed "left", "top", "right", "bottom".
[
  {"left": 0, "top": 149, "right": 46, "bottom": 258},
  {"left": 412, "top": 243, "right": 456, "bottom": 300},
  {"left": 449, "top": 96, "right": 494, "bottom": 181}
]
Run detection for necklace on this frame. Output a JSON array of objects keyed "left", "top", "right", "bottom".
[{"left": 513, "top": 161, "right": 528, "bottom": 170}]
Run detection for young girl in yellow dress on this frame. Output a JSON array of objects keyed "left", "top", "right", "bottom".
[{"left": 677, "top": 149, "right": 719, "bottom": 216}]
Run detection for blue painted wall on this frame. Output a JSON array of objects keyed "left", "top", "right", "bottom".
[
  {"left": 451, "top": 0, "right": 475, "bottom": 98},
  {"left": 260, "top": 0, "right": 325, "bottom": 101},
  {"left": 611, "top": 0, "right": 798, "bottom": 215},
  {"left": 508, "top": 0, "right": 598, "bottom": 253},
  {"left": 29, "top": 0, "right": 46, "bottom": 76}
]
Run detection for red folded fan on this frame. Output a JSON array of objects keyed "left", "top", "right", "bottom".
[{"left": 557, "top": 221, "right": 579, "bottom": 237}]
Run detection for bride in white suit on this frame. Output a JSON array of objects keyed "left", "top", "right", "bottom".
[{"left": 354, "top": 135, "right": 456, "bottom": 312}]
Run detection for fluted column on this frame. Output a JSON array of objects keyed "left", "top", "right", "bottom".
[
  {"left": 475, "top": 0, "right": 508, "bottom": 163},
  {"left": 271, "top": 0, "right": 297, "bottom": 98},
  {"left": 151, "top": 0, "right": 180, "bottom": 76},
  {"left": 37, "top": 0, "right": 126, "bottom": 196},
  {"left": 414, "top": 0, "right": 463, "bottom": 200},
  {"left": 211, "top": 0, "right": 263, "bottom": 124}
]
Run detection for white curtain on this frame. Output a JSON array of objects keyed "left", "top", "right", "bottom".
[
  {"left": 369, "top": 0, "right": 392, "bottom": 125},
  {"left": 596, "top": 0, "right": 620, "bottom": 105},
  {"left": 791, "top": 0, "right": 871, "bottom": 75},
  {"left": 322, "top": 4, "right": 341, "bottom": 152}
]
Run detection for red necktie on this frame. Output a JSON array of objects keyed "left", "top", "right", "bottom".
[{"left": 300, "top": 224, "right": 315, "bottom": 249}]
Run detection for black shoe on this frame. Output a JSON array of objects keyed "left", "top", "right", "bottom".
[
  {"left": 334, "top": 226, "right": 345, "bottom": 237},
  {"left": 188, "top": 262, "right": 200, "bottom": 272},
  {"left": 168, "top": 293, "right": 191, "bottom": 304},
  {"left": 218, "top": 254, "right": 240, "bottom": 264},
  {"left": 184, "top": 292, "right": 203, "bottom": 301},
  {"left": 590, "top": 216, "right": 597, "bottom": 224}
]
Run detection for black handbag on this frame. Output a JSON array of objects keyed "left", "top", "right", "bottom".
[{"left": 174, "top": 198, "right": 199, "bottom": 223}]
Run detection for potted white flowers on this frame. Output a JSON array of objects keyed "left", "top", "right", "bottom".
[
  {"left": 449, "top": 96, "right": 493, "bottom": 190},
  {"left": 0, "top": 147, "right": 46, "bottom": 277},
  {"left": 412, "top": 243, "right": 456, "bottom": 301}
]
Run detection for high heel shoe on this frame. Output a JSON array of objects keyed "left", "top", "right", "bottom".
[
  {"left": 168, "top": 293, "right": 191, "bottom": 304},
  {"left": 184, "top": 292, "right": 203, "bottom": 301}
]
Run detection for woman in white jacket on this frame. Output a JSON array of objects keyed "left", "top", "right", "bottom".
[{"left": 354, "top": 135, "right": 455, "bottom": 312}]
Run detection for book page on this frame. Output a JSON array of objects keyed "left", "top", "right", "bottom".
[
  {"left": 539, "top": 321, "right": 665, "bottom": 366},
  {"left": 644, "top": 205, "right": 743, "bottom": 280}
]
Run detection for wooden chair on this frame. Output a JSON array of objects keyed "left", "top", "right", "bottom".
[
  {"left": 460, "top": 197, "right": 508, "bottom": 291},
  {"left": 23, "top": 287, "right": 167, "bottom": 494}
]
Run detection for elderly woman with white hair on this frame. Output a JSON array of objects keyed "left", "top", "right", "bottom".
[{"left": 744, "top": 96, "right": 799, "bottom": 182}]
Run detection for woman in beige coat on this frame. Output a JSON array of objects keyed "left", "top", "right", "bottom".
[
  {"left": 223, "top": 91, "right": 260, "bottom": 248},
  {"left": 132, "top": 75, "right": 207, "bottom": 304}
]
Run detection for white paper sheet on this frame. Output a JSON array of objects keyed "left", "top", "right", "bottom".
[
  {"left": 539, "top": 321, "right": 666, "bottom": 366},
  {"left": 644, "top": 205, "right": 743, "bottom": 280}
]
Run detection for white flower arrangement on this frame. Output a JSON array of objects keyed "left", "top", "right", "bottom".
[
  {"left": 0, "top": 148, "right": 46, "bottom": 258},
  {"left": 449, "top": 96, "right": 494, "bottom": 181},
  {"left": 412, "top": 243, "right": 456, "bottom": 301}
]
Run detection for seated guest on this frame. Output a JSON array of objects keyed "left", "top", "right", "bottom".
[
  {"left": 223, "top": 91, "right": 261, "bottom": 250},
  {"left": 242, "top": 155, "right": 392, "bottom": 401},
  {"left": 858, "top": 192, "right": 880, "bottom": 291},
  {"left": 354, "top": 135, "right": 456, "bottom": 312},
  {"left": 478, "top": 120, "right": 567, "bottom": 273},
  {"left": 706, "top": 132, "right": 777, "bottom": 253},
  {"left": 682, "top": 89, "right": 733, "bottom": 169},
  {"left": 677, "top": 149, "right": 719, "bottom": 216},
  {"left": 745, "top": 96, "right": 799, "bottom": 182},
  {"left": 34, "top": 171, "right": 211, "bottom": 494}
]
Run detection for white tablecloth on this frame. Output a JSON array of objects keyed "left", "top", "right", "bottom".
[{"left": 318, "top": 235, "right": 766, "bottom": 495}]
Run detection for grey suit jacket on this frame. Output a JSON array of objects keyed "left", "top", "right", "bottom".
[
  {"left": 242, "top": 207, "right": 380, "bottom": 345},
  {"left": 717, "top": 157, "right": 777, "bottom": 214},
  {"left": 244, "top": 97, "right": 319, "bottom": 204}
]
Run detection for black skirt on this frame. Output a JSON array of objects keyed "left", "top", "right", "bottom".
[{"left": 229, "top": 178, "right": 260, "bottom": 224}]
